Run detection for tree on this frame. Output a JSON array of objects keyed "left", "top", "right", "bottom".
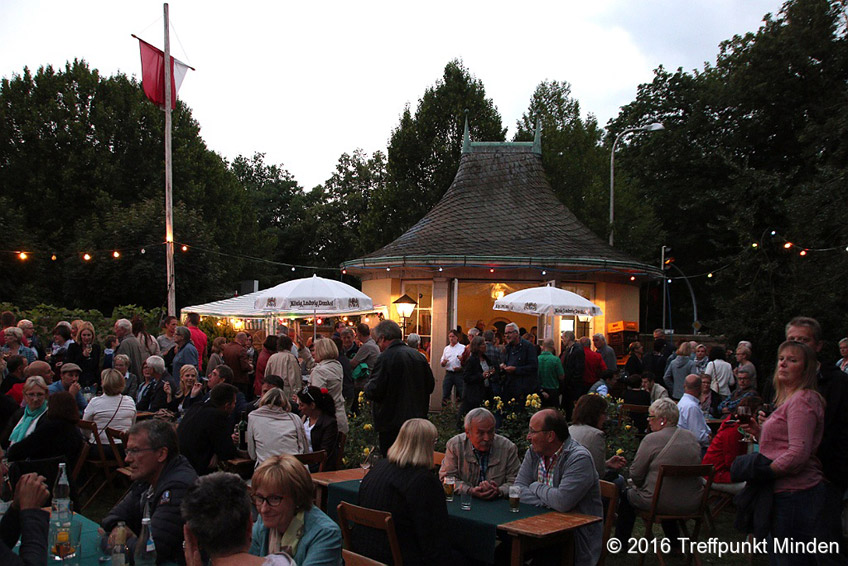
[
  {"left": 0, "top": 60, "right": 269, "bottom": 308},
  {"left": 513, "top": 80, "right": 663, "bottom": 259},
  {"left": 375, "top": 60, "right": 506, "bottom": 248},
  {"left": 606, "top": 0, "right": 848, "bottom": 362}
]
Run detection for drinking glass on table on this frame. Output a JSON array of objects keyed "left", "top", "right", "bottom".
[
  {"left": 443, "top": 477, "right": 456, "bottom": 502},
  {"left": 508, "top": 486, "right": 521, "bottom": 513},
  {"left": 460, "top": 490, "right": 472, "bottom": 511}
]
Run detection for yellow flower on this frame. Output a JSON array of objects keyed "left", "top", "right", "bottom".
[
  {"left": 484, "top": 400, "right": 490, "bottom": 407},
  {"left": 510, "top": 398, "right": 516, "bottom": 403},
  {"left": 363, "top": 447, "right": 371, "bottom": 456},
  {"left": 342, "top": 457, "right": 348, "bottom": 466},
  {"left": 625, "top": 425, "right": 631, "bottom": 431},
  {"left": 616, "top": 448, "right": 624, "bottom": 455},
  {"left": 363, "top": 424, "right": 373, "bottom": 431},
  {"left": 493, "top": 396, "right": 502, "bottom": 403},
  {"left": 358, "top": 391, "right": 365, "bottom": 402}
]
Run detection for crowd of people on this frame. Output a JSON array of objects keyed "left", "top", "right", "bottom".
[{"left": 1, "top": 310, "right": 847, "bottom": 565}]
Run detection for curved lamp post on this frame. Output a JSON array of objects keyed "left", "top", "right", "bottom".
[{"left": 609, "top": 122, "right": 664, "bottom": 246}]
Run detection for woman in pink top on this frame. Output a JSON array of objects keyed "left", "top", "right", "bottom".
[{"left": 742, "top": 340, "right": 825, "bottom": 566}]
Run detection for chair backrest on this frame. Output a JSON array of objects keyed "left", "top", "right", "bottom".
[
  {"left": 337, "top": 501, "right": 403, "bottom": 566},
  {"left": 336, "top": 432, "right": 347, "bottom": 469},
  {"left": 294, "top": 450, "right": 327, "bottom": 472},
  {"left": 77, "top": 420, "right": 109, "bottom": 462},
  {"left": 433, "top": 451, "right": 446, "bottom": 468},
  {"left": 598, "top": 480, "right": 619, "bottom": 566},
  {"left": 342, "top": 548, "right": 387, "bottom": 566},
  {"left": 621, "top": 403, "right": 649, "bottom": 415},
  {"left": 104, "top": 427, "right": 129, "bottom": 467},
  {"left": 647, "top": 464, "right": 715, "bottom": 522}
]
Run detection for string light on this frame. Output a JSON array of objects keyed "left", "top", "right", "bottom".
[
  {"left": 83, "top": 253, "right": 92, "bottom": 261},
  {"left": 800, "top": 250, "right": 807, "bottom": 256},
  {"left": 18, "top": 251, "right": 27, "bottom": 260},
  {"left": 541, "top": 270, "right": 547, "bottom": 276},
  {"left": 438, "top": 267, "right": 443, "bottom": 272},
  {"left": 489, "top": 268, "right": 494, "bottom": 273},
  {"left": 113, "top": 251, "right": 120, "bottom": 258},
  {"left": 181, "top": 245, "right": 188, "bottom": 252},
  {"left": 751, "top": 243, "right": 758, "bottom": 248},
  {"left": 140, "top": 248, "right": 146, "bottom": 254},
  {"left": 629, "top": 275, "right": 636, "bottom": 281},
  {"left": 784, "top": 242, "right": 793, "bottom": 249},
  {"left": 51, "top": 254, "right": 57, "bottom": 261},
  {"left": 708, "top": 273, "right": 714, "bottom": 278}
]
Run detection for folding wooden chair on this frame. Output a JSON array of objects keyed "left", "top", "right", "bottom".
[
  {"left": 77, "top": 420, "right": 122, "bottom": 510},
  {"left": 104, "top": 427, "right": 133, "bottom": 480},
  {"left": 637, "top": 464, "right": 715, "bottom": 566},
  {"left": 294, "top": 450, "right": 327, "bottom": 472},
  {"left": 337, "top": 501, "right": 403, "bottom": 566},
  {"left": 433, "top": 451, "right": 446, "bottom": 469},
  {"left": 598, "top": 480, "right": 619, "bottom": 566}
]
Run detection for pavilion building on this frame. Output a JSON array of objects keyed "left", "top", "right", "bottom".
[{"left": 342, "top": 122, "right": 661, "bottom": 408}]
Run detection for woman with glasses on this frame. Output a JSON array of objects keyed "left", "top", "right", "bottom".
[
  {"left": 248, "top": 454, "right": 342, "bottom": 565},
  {"left": 613, "top": 397, "right": 703, "bottom": 544},
  {"left": 1, "top": 376, "right": 49, "bottom": 447},
  {"left": 295, "top": 386, "right": 338, "bottom": 471},
  {"left": 248, "top": 388, "right": 308, "bottom": 467},
  {"left": 308, "top": 339, "right": 348, "bottom": 435},
  {"left": 355, "top": 418, "right": 461, "bottom": 566},
  {"left": 182, "top": 472, "right": 293, "bottom": 566}
]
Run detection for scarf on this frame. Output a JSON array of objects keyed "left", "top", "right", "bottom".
[
  {"left": 268, "top": 510, "right": 305, "bottom": 558},
  {"left": 10, "top": 403, "right": 47, "bottom": 443}
]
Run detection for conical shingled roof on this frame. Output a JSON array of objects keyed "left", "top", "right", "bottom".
[{"left": 345, "top": 139, "right": 656, "bottom": 274}]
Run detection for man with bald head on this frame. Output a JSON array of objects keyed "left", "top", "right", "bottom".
[
  {"left": 676, "top": 374, "right": 710, "bottom": 451},
  {"left": 25, "top": 361, "right": 54, "bottom": 384},
  {"left": 222, "top": 332, "right": 253, "bottom": 397}
]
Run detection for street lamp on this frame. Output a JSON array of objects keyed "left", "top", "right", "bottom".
[
  {"left": 609, "top": 122, "right": 664, "bottom": 246},
  {"left": 393, "top": 293, "right": 417, "bottom": 337}
]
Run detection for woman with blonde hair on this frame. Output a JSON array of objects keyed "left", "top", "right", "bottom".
[
  {"left": 248, "top": 388, "right": 308, "bottom": 466},
  {"left": 82, "top": 368, "right": 137, "bottom": 444},
  {"left": 164, "top": 364, "right": 199, "bottom": 416},
  {"left": 66, "top": 321, "right": 101, "bottom": 388},
  {"left": 2, "top": 376, "right": 49, "bottom": 447},
  {"left": 248, "top": 454, "right": 342, "bottom": 564},
  {"left": 741, "top": 341, "right": 827, "bottom": 562},
  {"left": 355, "top": 418, "right": 459, "bottom": 565},
  {"left": 308, "top": 338, "right": 347, "bottom": 434}
]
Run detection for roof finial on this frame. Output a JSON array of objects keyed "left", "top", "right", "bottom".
[
  {"left": 533, "top": 117, "right": 542, "bottom": 155},
  {"left": 462, "top": 109, "right": 470, "bottom": 154}
]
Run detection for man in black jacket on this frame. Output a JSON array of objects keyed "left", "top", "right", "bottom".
[
  {"left": 101, "top": 420, "right": 197, "bottom": 565},
  {"left": 136, "top": 355, "right": 173, "bottom": 412},
  {"left": 365, "top": 320, "right": 435, "bottom": 456},
  {"left": 560, "top": 331, "right": 584, "bottom": 420},
  {"left": 177, "top": 383, "right": 238, "bottom": 475},
  {"left": 501, "top": 323, "right": 538, "bottom": 400}
]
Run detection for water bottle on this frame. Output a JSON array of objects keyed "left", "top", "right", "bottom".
[
  {"left": 111, "top": 521, "right": 129, "bottom": 566},
  {"left": 134, "top": 517, "right": 156, "bottom": 565},
  {"left": 52, "top": 463, "right": 71, "bottom": 521}
]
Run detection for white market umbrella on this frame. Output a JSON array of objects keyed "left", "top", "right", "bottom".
[
  {"left": 253, "top": 275, "right": 373, "bottom": 338},
  {"left": 493, "top": 286, "right": 602, "bottom": 317}
]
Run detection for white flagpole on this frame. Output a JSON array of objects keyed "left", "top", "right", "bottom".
[{"left": 163, "top": 3, "right": 176, "bottom": 316}]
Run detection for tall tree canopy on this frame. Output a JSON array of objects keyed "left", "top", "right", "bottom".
[
  {"left": 0, "top": 60, "right": 265, "bottom": 310},
  {"left": 375, "top": 60, "right": 506, "bottom": 248},
  {"left": 608, "top": 0, "right": 848, "bottom": 359}
]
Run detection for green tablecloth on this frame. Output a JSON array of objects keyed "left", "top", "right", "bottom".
[
  {"left": 327, "top": 479, "right": 549, "bottom": 564},
  {"left": 11, "top": 511, "right": 101, "bottom": 565}
]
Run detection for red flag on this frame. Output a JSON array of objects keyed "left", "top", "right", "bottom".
[{"left": 136, "top": 36, "right": 192, "bottom": 109}]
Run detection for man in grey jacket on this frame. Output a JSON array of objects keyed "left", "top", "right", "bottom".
[
  {"left": 439, "top": 408, "right": 520, "bottom": 499},
  {"left": 515, "top": 408, "right": 602, "bottom": 566}
]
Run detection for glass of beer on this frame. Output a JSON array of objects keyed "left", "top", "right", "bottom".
[
  {"left": 443, "top": 477, "right": 455, "bottom": 501},
  {"left": 509, "top": 485, "right": 521, "bottom": 513}
]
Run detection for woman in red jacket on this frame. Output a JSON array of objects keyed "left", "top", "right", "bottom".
[{"left": 702, "top": 395, "right": 761, "bottom": 483}]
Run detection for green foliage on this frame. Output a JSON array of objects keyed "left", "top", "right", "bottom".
[
  {"left": 430, "top": 401, "right": 461, "bottom": 452},
  {"left": 342, "top": 392, "right": 380, "bottom": 469},
  {"left": 606, "top": 0, "right": 848, "bottom": 356},
  {"left": 484, "top": 394, "right": 544, "bottom": 456},
  {"left": 0, "top": 302, "right": 163, "bottom": 346},
  {"left": 375, "top": 60, "right": 506, "bottom": 248}
]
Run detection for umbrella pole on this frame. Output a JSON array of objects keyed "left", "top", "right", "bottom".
[{"left": 313, "top": 309, "right": 317, "bottom": 342}]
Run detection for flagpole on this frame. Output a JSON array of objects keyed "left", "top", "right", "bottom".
[{"left": 163, "top": 3, "right": 176, "bottom": 316}]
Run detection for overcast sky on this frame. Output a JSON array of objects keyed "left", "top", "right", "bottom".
[{"left": 1, "top": 0, "right": 785, "bottom": 190}]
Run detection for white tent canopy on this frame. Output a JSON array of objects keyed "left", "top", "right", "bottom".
[{"left": 181, "top": 290, "right": 387, "bottom": 320}]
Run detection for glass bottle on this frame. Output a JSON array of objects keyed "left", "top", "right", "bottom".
[
  {"left": 111, "top": 521, "right": 129, "bottom": 566},
  {"left": 133, "top": 517, "right": 157, "bottom": 565}
]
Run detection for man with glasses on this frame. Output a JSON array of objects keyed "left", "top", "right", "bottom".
[
  {"left": 514, "top": 408, "right": 603, "bottom": 565},
  {"left": 500, "top": 322, "right": 538, "bottom": 401},
  {"left": 101, "top": 419, "right": 197, "bottom": 564}
]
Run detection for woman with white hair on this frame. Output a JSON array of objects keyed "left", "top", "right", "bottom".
[
  {"left": 613, "top": 397, "right": 703, "bottom": 543},
  {"left": 837, "top": 338, "right": 848, "bottom": 373},
  {"left": 1, "top": 327, "right": 36, "bottom": 364},
  {"left": 308, "top": 338, "right": 347, "bottom": 434}
]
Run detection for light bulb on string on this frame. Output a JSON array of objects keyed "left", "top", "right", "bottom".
[
  {"left": 751, "top": 243, "right": 758, "bottom": 248},
  {"left": 771, "top": 231, "right": 776, "bottom": 236},
  {"left": 800, "top": 250, "right": 807, "bottom": 256},
  {"left": 113, "top": 251, "right": 120, "bottom": 258},
  {"left": 83, "top": 253, "right": 92, "bottom": 261},
  {"left": 708, "top": 273, "right": 714, "bottom": 278},
  {"left": 541, "top": 270, "right": 547, "bottom": 276},
  {"left": 51, "top": 254, "right": 57, "bottom": 261},
  {"left": 140, "top": 248, "right": 146, "bottom": 254},
  {"left": 629, "top": 276, "right": 636, "bottom": 281},
  {"left": 181, "top": 245, "right": 188, "bottom": 252},
  {"left": 784, "top": 242, "right": 793, "bottom": 249},
  {"left": 18, "top": 251, "right": 27, "bottom": 260}
]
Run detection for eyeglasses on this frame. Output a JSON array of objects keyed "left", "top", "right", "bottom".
[
  {"left": 125, "top": 447, "right": 158, "bottom": 456},
  {"left": 528, "top": 427, "right": 550, "bottom": 435},
  {"left": 252, "top": 494, "right": 284, "bottom": 507},
  {"left": 505, "top": 330, "right": 517, "bottom": 335},
  {"left": 647, "top": 415, "right": 657, "bottom": 420}
]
